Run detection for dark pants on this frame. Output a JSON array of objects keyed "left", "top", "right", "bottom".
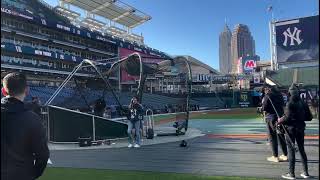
[
  {"left": 285, "top": 127, "right": 308, "bottom": 175},
  {"left": 266, "top": 115, "right": 288, "bottom": 157}
]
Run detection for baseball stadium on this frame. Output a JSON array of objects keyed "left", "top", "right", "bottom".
[{"left": 1, "top": 0, "right": 319, "bottom": 180}]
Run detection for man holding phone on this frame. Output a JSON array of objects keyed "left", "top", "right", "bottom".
[{"left": 127, "top": 96, "right": 144, "bottom": 148}]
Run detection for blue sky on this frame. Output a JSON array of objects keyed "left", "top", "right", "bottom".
[{"left": 45, "top": 0, "right": 318, "bottom": 70}]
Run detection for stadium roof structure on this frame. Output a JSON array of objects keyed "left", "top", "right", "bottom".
[
  {"left": 54, "top": 5, "right": 81, "bottom": 21},
  {"left": 181, "top": 56, "right": 220, "bottom": 75},
  {"left": 105, "top": 26, "right": 144, "bottom": 43},
  {"left": 81, "top": 17, "right": 106, "bottom": 32},
  {"left": 266, "top": 66, "right": 319, "bottom": 88},
  {"left": 61, "top": 0, "right": 151, "bottom": 28}
]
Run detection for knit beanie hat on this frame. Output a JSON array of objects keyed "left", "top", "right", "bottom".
[{"left": 289, "top": 83, "right": 299, "bottom": 96}]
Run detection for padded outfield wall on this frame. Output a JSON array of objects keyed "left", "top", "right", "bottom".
[{"left": 47, "top": 106, "right": 128, "bottom": 142}]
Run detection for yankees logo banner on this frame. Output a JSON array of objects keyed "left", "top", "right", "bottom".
[{"left": 275, "top": 15, "right": 319, "bottom": 63}]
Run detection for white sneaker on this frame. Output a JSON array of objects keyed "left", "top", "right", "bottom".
[
  {"left": 133, "top": 144, "right": 140, "bottom": 148},
  {"left": 281, "top": 173, "right": 295, "bottom": 179},
  {"left": 279, "top": 155, "right": 288, "bottom": 161},
  {"left": 267, "top": 156, "right": 279, "bottom": 162},
  {"left": 300, "top": 173, "right": 310, "bottom": 179},
  {"left": 128, "top": 144, "right": 133, "bottom": 148}
]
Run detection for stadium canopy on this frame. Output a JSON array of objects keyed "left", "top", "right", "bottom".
[
  {"left": 55, "top": 6, "right": 81, "bottom": 21},
  {"left": 81, "top": 17, "right": 106, "bottom": 32},
  {"left": 61, "top": 0, "right": 151, "bottom": 28}
]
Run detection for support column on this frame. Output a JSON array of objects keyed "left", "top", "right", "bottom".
[
  {"left": 172, "top": 77, "right": 175, "bottom": 93},
  {"left": 118, "top": 48, "right": 122, "bottom": 92},
  {"left": 293, "top": 69, "right": 298, "bottom": 83},
  {"left": 158, "top": 78, "right": 161, "bottom": 93},
  {"left": 166, "top": 78, "right": 168, "bottom": 93},
  {"left": 269, "top": 20, "right": 277, "bottom": 70}
]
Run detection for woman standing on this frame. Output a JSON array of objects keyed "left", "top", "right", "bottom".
[{"left": 278, "top": 84, "right": 311, "bottom": 179}]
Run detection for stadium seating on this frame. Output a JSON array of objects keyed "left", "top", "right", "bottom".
[
  {"left": 1, "top": 0, "right": 225, "bottom": 112},
  {"left": 1, "top": 0, "right": 69, "bottom": 24},
  {"left": 23, "top": 85, "right": 225, "bottom": 113}
]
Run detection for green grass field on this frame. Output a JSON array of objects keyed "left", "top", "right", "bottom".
[
  {"left": 154, "top": 108, "right": 260, "bottom": 123},
  {"left": 39, "top": 168, "right": 270, "bottom": 180},
  {"left": 191, "top": 113, "right": 259, "bottom": 120}
]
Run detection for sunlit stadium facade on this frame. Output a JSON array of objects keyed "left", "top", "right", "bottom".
[{"left": 1, "top": 0, "right": 220, "bottom": 96}]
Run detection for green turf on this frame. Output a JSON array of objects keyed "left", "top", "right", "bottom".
[
  {"left": 39, "top": 167, "right": 270, "bottom": 180},
  {"left": 153, "top": 114, "right": 178, "bottom": 121},
  {"left": 153, "top": 108, "right": 260, "bottom": 122},
  {"left": 191, "top": 113, "right": 259, "bottom": 120}
]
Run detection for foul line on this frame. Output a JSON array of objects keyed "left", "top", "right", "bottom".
[{"left": 206, "top": 134, "right": 319, "bottom": 140}]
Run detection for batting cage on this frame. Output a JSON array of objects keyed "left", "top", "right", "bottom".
[{"left": 40, "top": 53, "right": 200, "bottom": 142}]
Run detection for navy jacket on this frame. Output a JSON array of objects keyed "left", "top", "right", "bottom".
[
  {"left": 262, "top": 92, "right": 285, "bottom": 117},
  {"left": 128, "top": 103, "right": 144, "bottom": 123},
  {"left": 282, "top": 95, "right": 307, "bottom": 130},
  {"left": 1, "top": 97, "right": 49, "bottom": 180}
]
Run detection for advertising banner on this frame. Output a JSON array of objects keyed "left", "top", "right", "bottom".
[
  {"left": 1, "top": 42, "right": 83, "bottom": 62},
  {"left": 239, "top": 91, "right": 251, "bottom": 107},
  {"left": 119, "top": 48, "right": 163, "bottom": 83},
  {"left": 253, "top": 73, "right": 260, "bottom": 84},
  {"left": 241, "top": 55, "right": 259, "bottom": 74},
  {"left": 275, "top": 15, "right": 319, "bottom": 63}
]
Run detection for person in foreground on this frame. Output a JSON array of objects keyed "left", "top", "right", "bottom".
[
  {"left": 278, "top": 84, "right": 311, "bottom": 179},
  {"left": 127, "top": 96, "right": 144, "bottom": 148},
  {"left": 1, "top": 73, "right": 49, "bottom": 180}
]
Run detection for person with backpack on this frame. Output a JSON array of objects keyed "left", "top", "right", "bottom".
[
  {"left": 262, "top": 85, "right": 288, "bottom": 163},
  {"left": 277, "top": 84, "right": 312, "bottom": 179},
  {"left": 1, "top": 73, "right": 49, "bottom": 180},
  {"left": 127, "top": 96, "right": 144, "bottom": 148}
]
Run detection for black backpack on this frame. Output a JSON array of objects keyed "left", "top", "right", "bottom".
[
  {"left": 146, "top": 128, "right": 154, "bottom": 139},
  {"left": 179, "top": 140, "right": 188, "bottom": 147},
  {"left": 303, "top": 102, "right": 313, "bottom": 121}
]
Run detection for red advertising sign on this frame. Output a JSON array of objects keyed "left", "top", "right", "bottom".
[
  {"left": 241, "top": 55, "right": 259, "bottom": 74},
  {"left": 119, "top": 48, "right": 162, "bottom": 82},
  {"left": 244, "top": 60, "right": 256, "bottom": 70}
]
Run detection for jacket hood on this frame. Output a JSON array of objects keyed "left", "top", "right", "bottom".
[
  {"left": 1, "top": 97, "right": 28, "bottom": 113},
  {"left": 289, "top": 84, "right": 299, "bottom": 96}
]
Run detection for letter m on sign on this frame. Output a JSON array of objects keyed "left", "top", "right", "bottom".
[{"left": 245, "top": 60, "right": 256, "bottom": 69}]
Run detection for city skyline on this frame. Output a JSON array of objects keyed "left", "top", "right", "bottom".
[
  {"left": 231, "top": 24, "right": 256, "bottom": 73},
  {"left": 45, "top": 0, "right": 319, "bottom": 70},
  {"left": 219, "top": 23, "right": 232, "bottom": 74}
]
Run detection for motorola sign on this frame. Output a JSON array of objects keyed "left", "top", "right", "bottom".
[
  {"left": 241, "top": 55, "right": 259, "bottom": 74},
  {"left": 244, "top": 60, "right": 256, "bottom": 71}
]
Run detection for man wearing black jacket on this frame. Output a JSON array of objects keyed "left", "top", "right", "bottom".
[
  {"left": 278, "top": 84, "right": 310, "bottom": 179},
  {"left": 1, "top": 73, "right": 49, "bottom": 180},
  {"left": 262, "top": 85, "right": 288, "bottom": 163},
  {"left": 127, "top": 96, "right": 144, "bottom": 148}
]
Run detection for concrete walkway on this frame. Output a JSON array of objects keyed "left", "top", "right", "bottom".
[
  {"left": 47, "top": 118, "right": 319, "bottom": 179},
  {"left": 48, "top": 127, "right": 204, "bottom": 150},
  {"left": 48, "top": 136, "right": 319, "bottom": 179}
]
